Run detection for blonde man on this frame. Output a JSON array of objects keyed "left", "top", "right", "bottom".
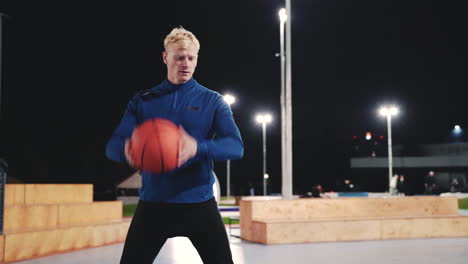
[{"left": 106, "top": 27, "right": 243, "bottom": 264}]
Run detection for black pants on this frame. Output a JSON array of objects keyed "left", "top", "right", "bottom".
[{"left": 120, "top": 198, "right": 233, "bottom": 264}]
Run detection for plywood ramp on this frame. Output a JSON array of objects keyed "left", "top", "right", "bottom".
[{"left": 3, "top": 219, "right": 131, "bottom": 263}]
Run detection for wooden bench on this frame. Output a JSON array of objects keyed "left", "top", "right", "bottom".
[
  {"left": 1, "top": 184, "right": 130, "bottom": 263},
  {"left": 240, "top": 196, "right": 468, "bottom": 244}
]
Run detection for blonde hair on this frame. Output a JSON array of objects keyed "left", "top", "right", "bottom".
[{"left": 164, "top": 27, "right": 200, "bottom": 51}]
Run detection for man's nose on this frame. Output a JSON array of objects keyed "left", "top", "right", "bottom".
[{"left": 181, "top": 58, "right": 190, "bottom": 67}]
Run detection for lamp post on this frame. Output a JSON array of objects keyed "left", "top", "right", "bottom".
[
  {"left": 0, "top": 13, "right": 5, "bottom": 118},
  {"left": 278, "top": 8, "right": 289, "bottom": 200},
  {"left": 379, "top": 106, "right": 399, "bottom": 193},
  {"left": 278, "top": 3, "right": 293, "bottom": 199},
  {"left": 223, "top": 94, "right": 236, "bottom": 199},
  {"left": 256, "top": 113, "right": 272, "bottom": 196}
]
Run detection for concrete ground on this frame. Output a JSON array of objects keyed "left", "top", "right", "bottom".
[
  {"left": 14, "top": 210, "right": 468, "bottom": 264},
  {"left": 14, "top": 236, "right": 468, "bottom": 264}
]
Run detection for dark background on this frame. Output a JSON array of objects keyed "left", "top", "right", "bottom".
[{"left": 1, "top": 0, "right": 467, "bottom": 197}]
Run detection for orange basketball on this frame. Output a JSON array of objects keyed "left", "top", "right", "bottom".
[{"left": 128, "top": 118, "right": 180, "bottom": 174}]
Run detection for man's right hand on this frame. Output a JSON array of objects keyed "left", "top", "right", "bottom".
[
  {"left": 124, "top": 139, "right": 136, "bottom": 168},
  {"left": 178, "top": 125, "right": 197, "bottom": 167}
]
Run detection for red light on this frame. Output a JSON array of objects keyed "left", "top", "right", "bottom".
[
  {"left": 379, "top": 135, "right": 384, "bottom": 139},
  {"left": 352, "top": 135, "right": 358, "bottom": 139}
]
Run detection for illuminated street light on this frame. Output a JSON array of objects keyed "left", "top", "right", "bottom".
[
  {"left": 256, "top": 114, "right": 272, "bottom": 123},
  {"left": 452, "top": 125, "right": 463, "bottom": 142},
  {"left": 223, "top": 94, "right": 235, "bottom": 106},
  {"left": 379, "top": 105, "right": 399, "bottom": 194},
  {"left": 379, "top": 106, "right": 399, "bottom": 117},
  {"left": 279, "top": 8, "right": 287, "bottom": 23},
  {"left": 256, "top": 113, "right": 272, "bottom": 196}
]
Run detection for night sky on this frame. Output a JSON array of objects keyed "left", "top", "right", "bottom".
[{"left": 1, "top": 0, "right": 467, "bottom": 196}]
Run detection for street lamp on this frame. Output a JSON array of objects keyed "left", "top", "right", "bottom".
[
  {"left": 379, "top": 105, "right": 399, "bottom": 194},
  {"left": 223, "top": 94, "right": 236, "bottom": 199},
  {"left": 264, "top": 174, "right": 269, "bottom": 196},
  {"left": 256, "top": 113, "right": 272, "bottom": 196},
  {"left": 452, "top": 125, "right": 463, "bottom": 142}
]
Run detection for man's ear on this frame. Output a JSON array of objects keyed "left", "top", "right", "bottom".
[{"left": 162, "top": 51, "right": 168, "bottom": 64}]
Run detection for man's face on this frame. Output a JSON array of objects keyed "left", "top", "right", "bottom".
[{"left": 163, "top": 43, "right": 198, "bottom": 85}]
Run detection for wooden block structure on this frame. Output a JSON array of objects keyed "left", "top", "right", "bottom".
[
  {"left": 0, "top": 184, "right": 131, "bottom": 263},
  {"left": 240, "top": 196, "right": 468, "bottom": 244}
]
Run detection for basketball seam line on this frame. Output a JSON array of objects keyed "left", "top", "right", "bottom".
[
  {"left": 141, "top": 140, "right": 149, "bottom": 171},
  {"left": 176, "top": 127, "right": 179, "bottom": 168}
]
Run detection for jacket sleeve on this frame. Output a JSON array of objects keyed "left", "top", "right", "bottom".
[
  {"left": 105, "top": 96, "right": 138, "bottom": 163},
  {"left": 194, "top": 96, "right": 244, "bottom": 161}
]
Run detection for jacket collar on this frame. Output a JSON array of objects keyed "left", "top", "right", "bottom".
[{"left": 149, "top": 78, "right": 196, "bottom": 95}]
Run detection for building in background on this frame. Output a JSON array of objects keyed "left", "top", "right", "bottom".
[{"left": 350, "top": 142, "right": 468, "bottom": 194}]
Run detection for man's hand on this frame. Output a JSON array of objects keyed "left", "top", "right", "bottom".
[
  {"left": 178, "top": 126, "right": 197, "bottom": 167},
  {"left": 124, "top": 139, "right": 136, "bottom": 168}
]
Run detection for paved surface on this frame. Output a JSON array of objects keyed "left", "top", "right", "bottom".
[
  {"left": 15, "top": 210, "right": 468, "bottom": 264},
  {"left": 15, "top": 236, "right": 468, "bottom": 264}
]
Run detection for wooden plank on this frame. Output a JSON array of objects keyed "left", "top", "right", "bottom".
[
  {"left": 261, "top": 219, "right": 381, "bottom": 244},
  {"left": 3, "top": 219, "right": 130, "bottom": 263},
  {"left": 381, "top": 216, "right": 468, "bottom": 239},
  {"left": 58, "top": 201, "right": 123, "bottom": 226},
  {"left": 4, "top": 202, "right": 122, "bottom": 233},
  {"left": 0, "top": 235, "right": 4, "bottom": 264},
  {"left": 239, "top": 200, "right": 253, "bottom": 241},
  {"left": 249, "top": 216, "right": 468, "bottom": 244},
  {"left": 4, "top": 228, "right": 61, "bottom": 262},
  {"left": 5, "top": 184, "right": 25, "bottom": 206},
  {"left": 4, "top": 205, "right": 58, "bottom": 233},
  {"left": 248, "top": 221, "right": 267, "bottom": 244},
  {"left": 91, "top": 222, "right": 123, "bottom": 247},
  {"left": 56, "top": 226, "right": 93, "bottom": 251},
  {"left": 25, "top": 184, "right": 93, "bottom": 204},
  {"left": 247, "top": 197, "right": 458, "bottom": 221}
]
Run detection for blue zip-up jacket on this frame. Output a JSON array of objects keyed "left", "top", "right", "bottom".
[{"left": 106, "top": 78, "right": 243, "bottom": 203}]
